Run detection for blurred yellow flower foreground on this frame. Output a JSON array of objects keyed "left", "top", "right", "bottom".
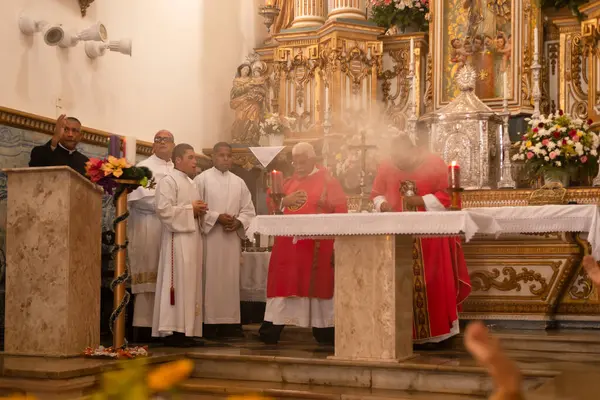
[{"left": 0, "top": 359, "right": 273, "bottom": 399}]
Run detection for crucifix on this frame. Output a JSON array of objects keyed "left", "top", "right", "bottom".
[{"left": 348, "top": 129, "right": 377, "bottom": 212}]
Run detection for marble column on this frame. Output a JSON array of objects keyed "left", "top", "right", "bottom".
[
  {"left": 332, "top": 235, "right": 413, "bottom": 361},
  {"left": 4, "top": 167, "right": 102, "bottom": 356},
  {"left": 327, "top": 0, "right": 366, "bottom": 21},
  {"left": 291, "top": 0, "right": 326, "bottom": 28}
]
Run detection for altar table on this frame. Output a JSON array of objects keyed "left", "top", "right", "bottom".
[{"left": 247, "top": 211, "right": 500, "bottom": 362}]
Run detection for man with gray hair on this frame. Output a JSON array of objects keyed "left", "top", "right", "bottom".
[
  {"left": 259, "top": 142, "right": 348, "bottom": 345},
  {"left": 127, "top": 130, "right": 175, "bottom": 337}
]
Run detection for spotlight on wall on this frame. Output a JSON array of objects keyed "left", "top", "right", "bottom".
[
  {"left": 58, "top": 22, "right": 109, "bottom": 48},
  {"left": 85, "top": 39, "right": 132, "bottom": 59},
  {"left": 18, "top": 15, "right": 64, "bottom": 46}
]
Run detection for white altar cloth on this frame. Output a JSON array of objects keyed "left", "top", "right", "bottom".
[
  {"left": 466, "top": 204, "right": 600, "bottom": 259},
  {"left": 247, "top": 211, "right": 501, "bottom": 242},
  {"left": 240, "top": 251, "right": 270, "bottom": 302}
]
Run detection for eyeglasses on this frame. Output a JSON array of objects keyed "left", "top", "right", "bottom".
[{"left": 154, "top": 137, "right": 174, "bottom": 144}]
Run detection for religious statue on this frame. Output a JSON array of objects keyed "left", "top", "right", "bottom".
[
  {"left": 230, "top": 60, "right": 269, "bottom": 145},
  {"left": 272, "top": 0, "right": 294, "bottom": 34}
]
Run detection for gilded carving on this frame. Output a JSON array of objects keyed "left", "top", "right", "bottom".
[
  {"left": 548, "top": 43, "right": 559, "bottom": 75},
  {"left": 424, "top": 53, "right": 434, "bottom": 112},
  {"left": 338, "top": 43, "right": 380, "bottom": 95},
  {"left": 470, "top": 267, "right": 550, "bottom": 297}
]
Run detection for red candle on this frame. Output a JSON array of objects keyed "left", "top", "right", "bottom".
[
  {"left": 270, "top": 170, "right": 284, "bottom": 194},
  {"left": 448, "top": 161, "right": 461, "bottom": 189}
]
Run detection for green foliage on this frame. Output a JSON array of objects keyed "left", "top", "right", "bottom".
[{"left": 369, "top": 3, "right": 428, "bottom": 31}]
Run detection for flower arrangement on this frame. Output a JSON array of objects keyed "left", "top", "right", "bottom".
[
  {"left": 368, "top": 0, "right": 429, "bottom": 33},
  {"left": 512, "top": 111, "right": 600, "bottom": 182},
  {"left": 259, "top": 113, "right": 295, "bottom": 137},
  {"left": 86, "top": 156, "right": 154, "bottom": 195}
]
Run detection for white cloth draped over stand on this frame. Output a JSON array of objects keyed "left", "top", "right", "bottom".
[
  {"left": 465, "top": 204, "right": 600, "bottom": 259},
  {"left": 240, "top": 252, "right": 270, "bottom": 302}
]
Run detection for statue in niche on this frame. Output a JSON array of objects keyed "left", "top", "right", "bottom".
[
  {"left": 272, "top": 0, "right": 294, "bottom": 34},
  {"left": 230, "top": 60, "right": 268, "bottom": 145}
]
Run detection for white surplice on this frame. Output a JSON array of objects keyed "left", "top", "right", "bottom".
[
  {"left": 127, "top": 155, "right": 174, "bottom": 327},
  {"left": 152, "top": 169, "right": 203, "bottom": 337},
  {"left": 194, "top": 167, "right": 256, "bottom": 324}
]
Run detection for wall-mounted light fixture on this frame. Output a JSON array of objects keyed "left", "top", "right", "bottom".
[{"left": 85, "top": 38, "right": 132, "bottom": 59}]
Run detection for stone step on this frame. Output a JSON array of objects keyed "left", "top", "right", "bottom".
[
  {"left": 188, "top": 351, "right": 557, "bottom": 397},
  {"left": 179, "top": 378, "right": 486, "bottom": 399},
  {"left": 450, "top": 330, "right": 600, "bottom": 354}
]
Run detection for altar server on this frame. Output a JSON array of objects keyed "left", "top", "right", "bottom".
[
  {"left": 194, "top": 142, "right": 256, "bottom": 337},
  {"left": 371, "top": 134, "right": 471, "bottom": 345},
  {"left": 127, "top": 130, "right": 175, "bottom": 330},
  {"left": 259, "top": 142, "right": 347, "bottom": 345},
  {"left": 153, "top": 144, "right": 207, "bottom": 346}
]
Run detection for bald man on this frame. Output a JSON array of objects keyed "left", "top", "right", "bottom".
[{"left": 127, "top": 130, "right": 175, "bottom": 336}]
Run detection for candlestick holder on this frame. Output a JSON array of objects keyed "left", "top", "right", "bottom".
[
  {"left": 497, "top": 103, "right": 516, "bottom": 189},
  {"left": 531, "top": 51, "right": 542, "bottom": 119},
  {"left": 449, "top": 188, "right": 464, "bottom": 211},
  {"left": 270, "top": 193, "right": 284, "bottom": 215}
]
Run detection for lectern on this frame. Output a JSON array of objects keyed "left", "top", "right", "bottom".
[{"left": 3, "top": 166, "right": 102, "bottom": 356}]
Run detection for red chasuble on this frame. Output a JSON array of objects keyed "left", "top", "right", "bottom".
[
  {"left": 266, "top": 167, "right": 348, "bottom": 299},
  {"left": 371, "top": 154, "right": 472, "bottom": 343}
]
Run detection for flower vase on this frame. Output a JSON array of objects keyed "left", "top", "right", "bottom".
[
  {"left": 542, "top": 168, "right": 570, "bottom": 187},
  {"left": 267, "top": 133, "right": 285, "bottom": 147}
]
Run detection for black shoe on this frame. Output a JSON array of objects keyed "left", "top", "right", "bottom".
[
  {"left": 163, "top": 333, "right": 197, "bottom": 348},
  {"left": 202, "top": 324, "right": 219, "bottom": 340},
  {"left": 218, "top": 324, "right": 245, "bottom": 338}
]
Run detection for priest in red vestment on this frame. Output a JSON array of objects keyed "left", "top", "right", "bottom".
[
  {"left": 259, "top": 142, "right": 348, "bottom": 345},
  {"left": 371, "top": 134, "right": 471, "bottom": 345}
]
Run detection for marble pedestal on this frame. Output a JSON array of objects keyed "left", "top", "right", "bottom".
[
  {"left": 4, "top": 167, "right": 103, "bottom": 356},
  {"left": 333, "top": 235, "right": 414, "bottom": 361}
]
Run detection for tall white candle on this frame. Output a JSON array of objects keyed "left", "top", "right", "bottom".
[
  {"left": 409, "top": 38, "right": 415, "bottom": 66},
  {"left": 125, "top": 136, "right": 137, "bottom": 165},
  {"left": 503, "top": 71, "right": 508, "bottom": 100},
  {"left": 534, "top": 27, "right": 539, "bottom": 56}
]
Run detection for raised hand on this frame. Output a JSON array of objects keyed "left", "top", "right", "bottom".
[{"left": 52, "top": 114, "right": 67, "bottom": 148}]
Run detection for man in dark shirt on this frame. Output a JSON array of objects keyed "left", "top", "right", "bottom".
[{"left": 29, "top": 114, "right": 89, "bottom": 177}]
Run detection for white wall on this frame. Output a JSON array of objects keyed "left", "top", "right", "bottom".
[{"left": 0, "top": 0, "right": 266, "bottom": 150}]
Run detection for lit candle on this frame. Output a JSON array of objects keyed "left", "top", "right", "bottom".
[
  {"left": 503, "top": 71, "right": 508, "bottom": 100},
  {"left": 409, "top": 38, "right": 415, "bottom": 66},
  {"left": 534, "top": 27, "right": 539, "bottom": 56},
  {"left": 108, "top": 135, "right": 120, "bottom": 157},
  {"left": 125, "top": 136, "right": 137, "bottom": 165},
  {"left": 266, "top": 0, "right": 274, "bottom": 6},
  {"left": 448, "top": 161, "right": 461, "bottom": 189},
  {"left": 270, "top": 170, "right": 284, "bottom": 194}
]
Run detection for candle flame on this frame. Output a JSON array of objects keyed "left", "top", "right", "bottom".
[{"left": 451, "top": 161, "right": 458, "bottom": 167}]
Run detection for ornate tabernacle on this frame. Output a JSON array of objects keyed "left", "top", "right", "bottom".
[
  {"left": 527, "top": 183, "right": 568, "bottom": 206},
  {"left": 421, "top": 65, "right": 502, "bottom": 189}
]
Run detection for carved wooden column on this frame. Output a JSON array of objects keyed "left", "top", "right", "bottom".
[
  {"left": 327, "top": 0, "right": 366, "bottom": 21},
  {"left": 580, "top": 2, "right": 600, "bottom": 123},
  {"left": 291, "top": 0, "right": 326, "bottom": 28}
]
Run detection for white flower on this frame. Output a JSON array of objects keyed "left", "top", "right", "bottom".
[
  {"left": 512, "top": 154, "right": 520, "bottom": 161},
  {"left": 592, "top": 149, "right": 598, "bottom": 156},
  {"left": 519, "top": 154, "right": 525, "bottom": 160},
  {"left": 544, "top": 156, "right": 550, "bottom": 161},
  {"left": 555, "top": 161, "right": 562, "bottom": 167},
  {"left": 548, "top": 141, "right": 557, "bottom": 150},
  {"left": 575, "top": 142, "right": 584, "bottom": 155}
]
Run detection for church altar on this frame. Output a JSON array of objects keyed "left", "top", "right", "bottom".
[{"left": 248, "top": 211, "right": 500, "bottom": 361}]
